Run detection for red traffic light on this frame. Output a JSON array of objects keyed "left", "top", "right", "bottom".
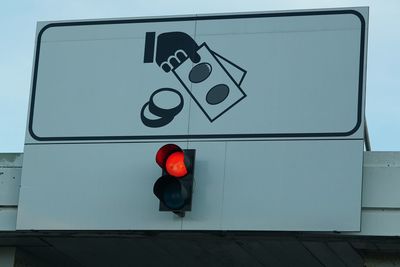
[
  {"left": 153, "top": 144, "right": 196, "bottom": 216},
  {"left": 156, "top": 144, "right": 189, "bottom": 178}
]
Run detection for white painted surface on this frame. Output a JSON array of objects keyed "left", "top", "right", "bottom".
[
  {"left": 182, "top": 142, "right": 226, "bottom": 230},
  {"left": 354, "top": 151, "right": 400, "bottom": 236},
  {"left": 362, "top": 152, "right": 400, "bottom": 208},
  {"left": 220, "top": 140, "right": 363, "bottom": 231},
  {"left": 0, "top": 153, "right": 21, "bottom": 231},
  {"left": 359, "top": 209, "right": 400, "bottom": 236},
  {"left": 18, "top": 8, "right": 367, "bottom": 231},
  {"left": 26, "top": 9, "right": 366, "bottom": 142},
  {"left": 0, "top": 208, "right": 17, "bottom": 231},
  {"left": 0, "top": 168, "right": 21, "bottom": 205},
  {"left": 17, "top": 140, "right": 363, "bottom": 230}
]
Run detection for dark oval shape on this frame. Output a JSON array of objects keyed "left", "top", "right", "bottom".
[
  {"left": 206, "top": 84, "right": 230, "bottom": 105},
  {"left": 163, "top": 183, "right": 185, "bottom": 210},
  {"left": 189, "top": 63, "right": 212, "bottom": 83}
]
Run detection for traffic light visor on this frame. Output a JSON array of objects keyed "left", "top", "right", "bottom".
[
  {"left": 156, "top": 144, "right": 189, "bottom": 178},
  {"left": 155, "top": 144, "right": 181, "bottom": 168}
]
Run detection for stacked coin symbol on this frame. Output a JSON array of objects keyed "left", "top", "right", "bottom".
[{"left": 140, "top": 88, "right": 184, "bottom": 128}]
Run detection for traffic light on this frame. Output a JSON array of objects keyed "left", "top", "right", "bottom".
[{"left": 153, "top": 144, "right": 195, "bottom": 217}]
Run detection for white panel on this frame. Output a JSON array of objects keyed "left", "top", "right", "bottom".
[
  {"left": 362, "top": 152, "right": 400, "bottom": 208},
  {"left": 0, "top": 154, "right": 22, "bottom": 206},
  {"left": 17, "top": 143, "right": 186, "bottom": 230},
  {"left": 19, "top": 9, "right": 367, "bottom": 231},
  {"left": 17, "top": 140, "right": 364, "bottom": 231},
  {"left": 0, "top": 168, "right": 21, "bottom": 205},
  {"left": 358, "top": 209, "right": 400, "bottom": 236},
  {"left": 221, "top": 140, "right": 364, "bottom": 231},
  {"left": 348, "top": 152, "right": 400, "bottom": 236},
  {"left": 26, "top": 9, "right": 366, "bottom": 143},
  {"left": 182, "top": 142, "right": 226, "bottom": 230},
  {"left": 362, "top": 167, "right": 400, "bottom": 208},
  {"left": 0, "top": 208, "right": 17, "bottom": 231}
]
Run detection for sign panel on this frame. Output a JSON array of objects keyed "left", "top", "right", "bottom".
[
  {"left": 27, "top": 9, "right": 365, "bottom": 142},
  {"left": 18, "top": 8, "right": 368, "bottom": 231},
  {"left": 17, "top": 139, "right": 364, "bottom": 231}
]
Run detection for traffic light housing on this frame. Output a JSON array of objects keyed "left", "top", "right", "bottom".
[{"left": 153, "top": 144, "right": 195, "bottom": 217}]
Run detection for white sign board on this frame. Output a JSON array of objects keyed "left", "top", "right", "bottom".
[
  {"left": 18, "top": 8, "right": 368, "bottom": 231},
  {"left": 27, "top": 9, "right": 365, "bottom": 142}
]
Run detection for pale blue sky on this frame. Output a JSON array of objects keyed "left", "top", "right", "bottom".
[{"left": 1, "top": 0, "right": 399, "bottom": 152}]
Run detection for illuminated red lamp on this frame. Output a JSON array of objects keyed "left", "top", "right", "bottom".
[
  {"left": 165, "top": 151, "right": 188, "bottom": 178},
  {"left": 156, "top": 144, "right": 188, "bottom": 178}
]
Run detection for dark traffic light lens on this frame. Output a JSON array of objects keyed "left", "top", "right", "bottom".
[
  {"left": 153, "top": 175, "right": 188, "bottom": 210},
  {"left": 162, "top": 181, "right": 187, "bottom": 210}
]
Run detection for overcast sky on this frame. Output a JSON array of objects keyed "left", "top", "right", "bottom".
[{"left": 0, "top": 0, "right": 399, "bottom": 152}]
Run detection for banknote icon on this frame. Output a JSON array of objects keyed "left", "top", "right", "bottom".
[{"left": 141, "top": 31, "right": 247, "bottom": 127}]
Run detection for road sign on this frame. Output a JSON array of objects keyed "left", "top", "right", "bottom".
[
  {"left": 18, "top": 8, "right": 368, "bottom": 231},
  {"left": 27, "top": 9, "right": 365, "bottom": 142}
]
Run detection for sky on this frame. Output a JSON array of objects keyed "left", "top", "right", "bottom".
[{"left": 0, "top": 0, "right": 399, "bottom": 152}]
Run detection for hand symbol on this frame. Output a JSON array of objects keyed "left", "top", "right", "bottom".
[{"left": 144, "top": 31, "right": 201, "bottom": 72}]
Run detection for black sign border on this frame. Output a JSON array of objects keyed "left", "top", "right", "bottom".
[{"left": 29, "top": 10, "right": 366, "bottom": 142}]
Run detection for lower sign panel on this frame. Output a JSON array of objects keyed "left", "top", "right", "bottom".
[{"left": 17, "top": 140, "right": 363, "bottom": 231}]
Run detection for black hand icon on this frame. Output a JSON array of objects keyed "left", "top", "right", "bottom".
[{"left": 144, "top": 32, "right": 201, "bottom": 72}]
